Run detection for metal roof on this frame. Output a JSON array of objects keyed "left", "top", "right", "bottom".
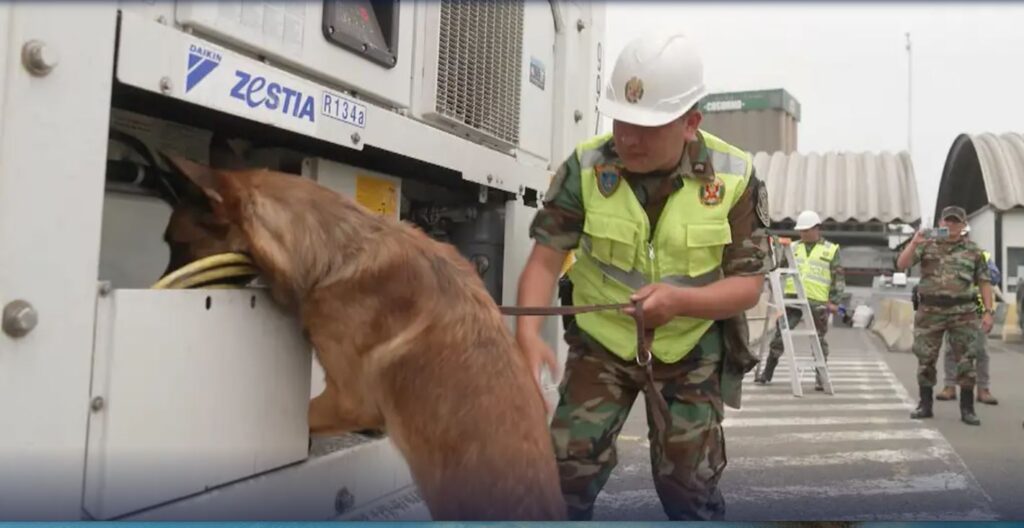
[
  {"left": 752, "top": 150, "right": 921, "bottom": 225},
  {"left": 935, "top": 133, "right": 1024, "bottom": 219}
]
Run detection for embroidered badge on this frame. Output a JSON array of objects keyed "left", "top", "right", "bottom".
[
  {"left": 756, "top": 180, "right": 771, "bottom": 227},
  {"left": 596, "top": 165, "right": 621, "bottom": 197},
  {"left": 699, "top": 177, "right": 726, "bottom": 207},
  {"left": 624, "top": 77, "right": 645, "bottom": 104}
]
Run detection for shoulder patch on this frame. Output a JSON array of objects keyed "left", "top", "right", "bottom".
[
  {"left": 595, "top": 164, "right": 622, "bottom": 197},
  {"left": 755, "top": 178, "right": 771, "bottom": 227}
]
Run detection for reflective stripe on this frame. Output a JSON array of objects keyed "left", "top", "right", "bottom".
[
  {"left": 580, "top": 236, "right": 722, "bottom": 289},
  {"left": 580, "top": 148, "right": 605, "bottom": 168},
  {"left": 710, "top": 149, "right": 748, "bottom": 176},
  {"left": 662, "top": 269, "right": 722, "bottom": 287},
  {"left": 580, "top": 236, "right": 646, "bottom": 289}
]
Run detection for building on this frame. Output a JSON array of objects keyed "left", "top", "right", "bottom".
[
  {"left": 755, "top": 149, "right": 921, "bottom": 286},
  {"left": 934, "top": 132, "right": 1024, "bottom": 293},
  {"left": 699, "top": 88, "right": 801, "bottom": 154}
]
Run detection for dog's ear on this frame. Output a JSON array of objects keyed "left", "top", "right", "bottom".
[
  {"left": 161, "top": 153, "right": 224, "bottom": 205},
  {"left": 159, "top": 152, "right": 238, "bottom": 228}
]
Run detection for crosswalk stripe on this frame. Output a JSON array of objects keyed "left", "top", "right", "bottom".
[
  {"left": 723, "top": 416, "right": 915, "bottom": 428},
  {"left": 727, "top": 472, "right": 970, "bottom": 502},
  {"left": 596, "top": 472, "right": 973, "bottom": 510},
  {"left": 732, "top": 402, "right": 911, "bottom": 413},
  {"left": 747, "top": 383, "right": 901, "bottom": 391},
  {"left": 742, "top": 393, "right": 903, "bottom": 402},
  {"left": 728, "top": 445, "right": 955, "bottom": 470},
  {"left": 727, "top": 429, "right": 942, "bottom": 445}
]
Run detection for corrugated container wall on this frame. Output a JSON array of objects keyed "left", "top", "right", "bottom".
[{"left": 698, "top": 89, "right": 800, "bottom": 155}]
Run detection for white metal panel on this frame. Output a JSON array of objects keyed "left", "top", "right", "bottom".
[
  {"left": 0, "top": 4, "right": 119, "bottom": 520},
  {"left": 123, "top": 435, "right": 416, "bottom": 521},
  {"left": 515, "top": 2, "right": 555, "bottom": 167},
  {"left": 173, "top": 1, "right": 415, "bottom": 109},
  {"left": 966, "top": 206, "right": 997, "bottom": 258},
  {"left": 115, "top": 11, "right": 551, "bottom": 197},
  {"left": 83, "top": 289, "right": 312, "bottom": 520},
  {"left": 1001, "top": 209, "right": 1024, "bottom": 287},
  {"left": 502, "top": 199, "right": 565, "bottom": 418},
  {"left": 548, "top": 0, "right": 605, "bottom": 168}
]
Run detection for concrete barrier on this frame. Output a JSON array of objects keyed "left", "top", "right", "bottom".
[
  {"left": 892, "top": 300, "right": 915, "bottom": 352},
  {"left": 870, "top": 298, "right": 894, "bottom": 337},
  {"left": 877, "top": 299, "right": 914, "bottom": 352},
  {"left": 1002, "top": 302, "right": 1022, "bottom": 343}
]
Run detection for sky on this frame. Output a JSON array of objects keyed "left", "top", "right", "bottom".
[{"left": 601, "top": 2, "right": 1024, "bottom": 225}]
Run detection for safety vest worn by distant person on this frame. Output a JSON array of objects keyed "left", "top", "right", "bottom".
[{"left": 784, "top": 240, "right": 839, "bottom": 303}]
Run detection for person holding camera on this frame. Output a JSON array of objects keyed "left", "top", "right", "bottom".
[
  {"left": 935, "top": 224, "right": 1000, "bottom": 405},
  {"left": 896, "top": 206, "right": 994, "bottom": 426}
]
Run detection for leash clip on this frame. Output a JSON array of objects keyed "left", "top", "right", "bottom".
[{"left": 632, "top": 299, "right": 652, "bottom": 367}]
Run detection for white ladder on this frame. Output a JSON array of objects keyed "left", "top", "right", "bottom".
[{"left": 754, "top": 242, "right": 834, "bottom": 397}]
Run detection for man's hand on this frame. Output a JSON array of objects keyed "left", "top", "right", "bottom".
[
  {"left": 520, "top": 329, "right": 561, "bottom": 413},
  {"left": 827, "top": 302, "right": 839, "bottom": 314},
  {"left": 911, "top": 229, "right": 927, "bottom": 246},
  {"left": 982, "top": 312, "right": 994, "bottom": 334},
  {"left": 623, "top": 283, "right": 683, "bottom": 329}
]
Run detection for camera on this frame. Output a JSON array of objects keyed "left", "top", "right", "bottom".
[{"left": 923, "top": 227, "right": 949, "bottom": 239}]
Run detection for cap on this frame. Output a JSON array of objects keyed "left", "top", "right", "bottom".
[{"left": 940, "top": 206, "right": 967, "bottom": 222}]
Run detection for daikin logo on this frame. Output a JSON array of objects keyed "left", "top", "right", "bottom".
[{"left": 186, "top": 44, "right": 222, "bottom": 93}]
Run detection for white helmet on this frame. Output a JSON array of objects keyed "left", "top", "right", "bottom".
[
  {"left": 794, "top": 210, "right": 822, "bottom": 231},
  {"left": 598, "top": 32, "right": 708, "bottom": 127}
]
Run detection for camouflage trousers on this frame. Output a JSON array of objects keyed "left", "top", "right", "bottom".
[
  {"left": 913, "top": 309, "right": 980, "bottom": 388},
  {"left": 550, "top": 326, "right": 726, "bottom": 521},
  {"left": 768, "top": 302, "right": 830, "bottom": 360}
]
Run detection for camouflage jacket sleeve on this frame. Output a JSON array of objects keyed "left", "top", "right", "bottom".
[
  {"left": 911, "top": 242, "right": 926, "bottom": 267},
  {"left": 722, "top": 170, "right": 772, "bottom": 277},
  {"left": 829, "top": 249, "right": 846, "bottom": 304},
  {"left": 974, "top": 248, "right": 992, "bottom": 284},
  {"left": 528, "top": 153, "right": 585, "bottom": 250}
]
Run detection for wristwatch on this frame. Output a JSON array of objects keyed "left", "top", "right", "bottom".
[{"left": 983, "top": 307, "right": 995, "bottom": 316}]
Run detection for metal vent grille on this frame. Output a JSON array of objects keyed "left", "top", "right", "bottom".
[{"left": 436, "top": 0, "right": 524, "bottom": 146}]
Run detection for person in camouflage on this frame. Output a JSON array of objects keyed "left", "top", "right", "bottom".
[
  {"left": 514, "top": 34, "right": 772, "bottom": 520},
  {"left": 757, "top": 210, "right": 845, "bottom": 390},
  {"left": 935, "top": 225, "right": 999, "bottom": 405},
  {"left": 896, "top": 206, "right": 995, "bottom": 426}
]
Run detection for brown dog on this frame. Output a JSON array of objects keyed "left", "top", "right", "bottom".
[{"left": 157, "top": 154, "right": 566, "bottom": 521}]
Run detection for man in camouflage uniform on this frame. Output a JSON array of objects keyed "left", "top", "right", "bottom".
[
  {"left": 756, "top": 210, "right": 845, "bottom": 390},
  {"left": 514, "top": 33, "right": 771, "bottom": 520},
  {"left": 896, "top": 206, "right": 995, "bottom": 426},
  {"left": 935, "top": 225, "right": 1000, "bottom": 405}
]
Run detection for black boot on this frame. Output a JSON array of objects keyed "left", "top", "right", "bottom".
[
  {"left": 755, "top": 356, "right": 779, "bottom": 384},
  {"left": 814, "top": 370, "right": 824, "bottom": 391},
  {"left": 960, "top": 387, "right": 981, "bottom": 426},
  {"left": 910, "top": 386, "right": 934, "bottom": 419}
]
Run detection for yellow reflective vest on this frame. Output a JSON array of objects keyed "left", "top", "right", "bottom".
[
  {"left": 567, "top": 131, "right": 753, "bottom": 363},
  {"left": 784, "top": 240, "right": 839, "bottom": 303}
]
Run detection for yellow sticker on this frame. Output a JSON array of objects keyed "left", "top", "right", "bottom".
[{"left": 355, "top": 174, "right": 397, "bottom": 217}]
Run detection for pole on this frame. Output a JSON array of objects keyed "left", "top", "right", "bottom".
[{"left": 906, "top": 32, "right": 912, "bottom": 156}]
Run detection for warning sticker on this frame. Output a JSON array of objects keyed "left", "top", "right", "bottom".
[{"left": 355, "top": 174, "right": 397, "bottom": 218}]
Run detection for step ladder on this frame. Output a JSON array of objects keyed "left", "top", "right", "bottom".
[{"left": 754, "top": 241, "right": 834, "bottom": 397}]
